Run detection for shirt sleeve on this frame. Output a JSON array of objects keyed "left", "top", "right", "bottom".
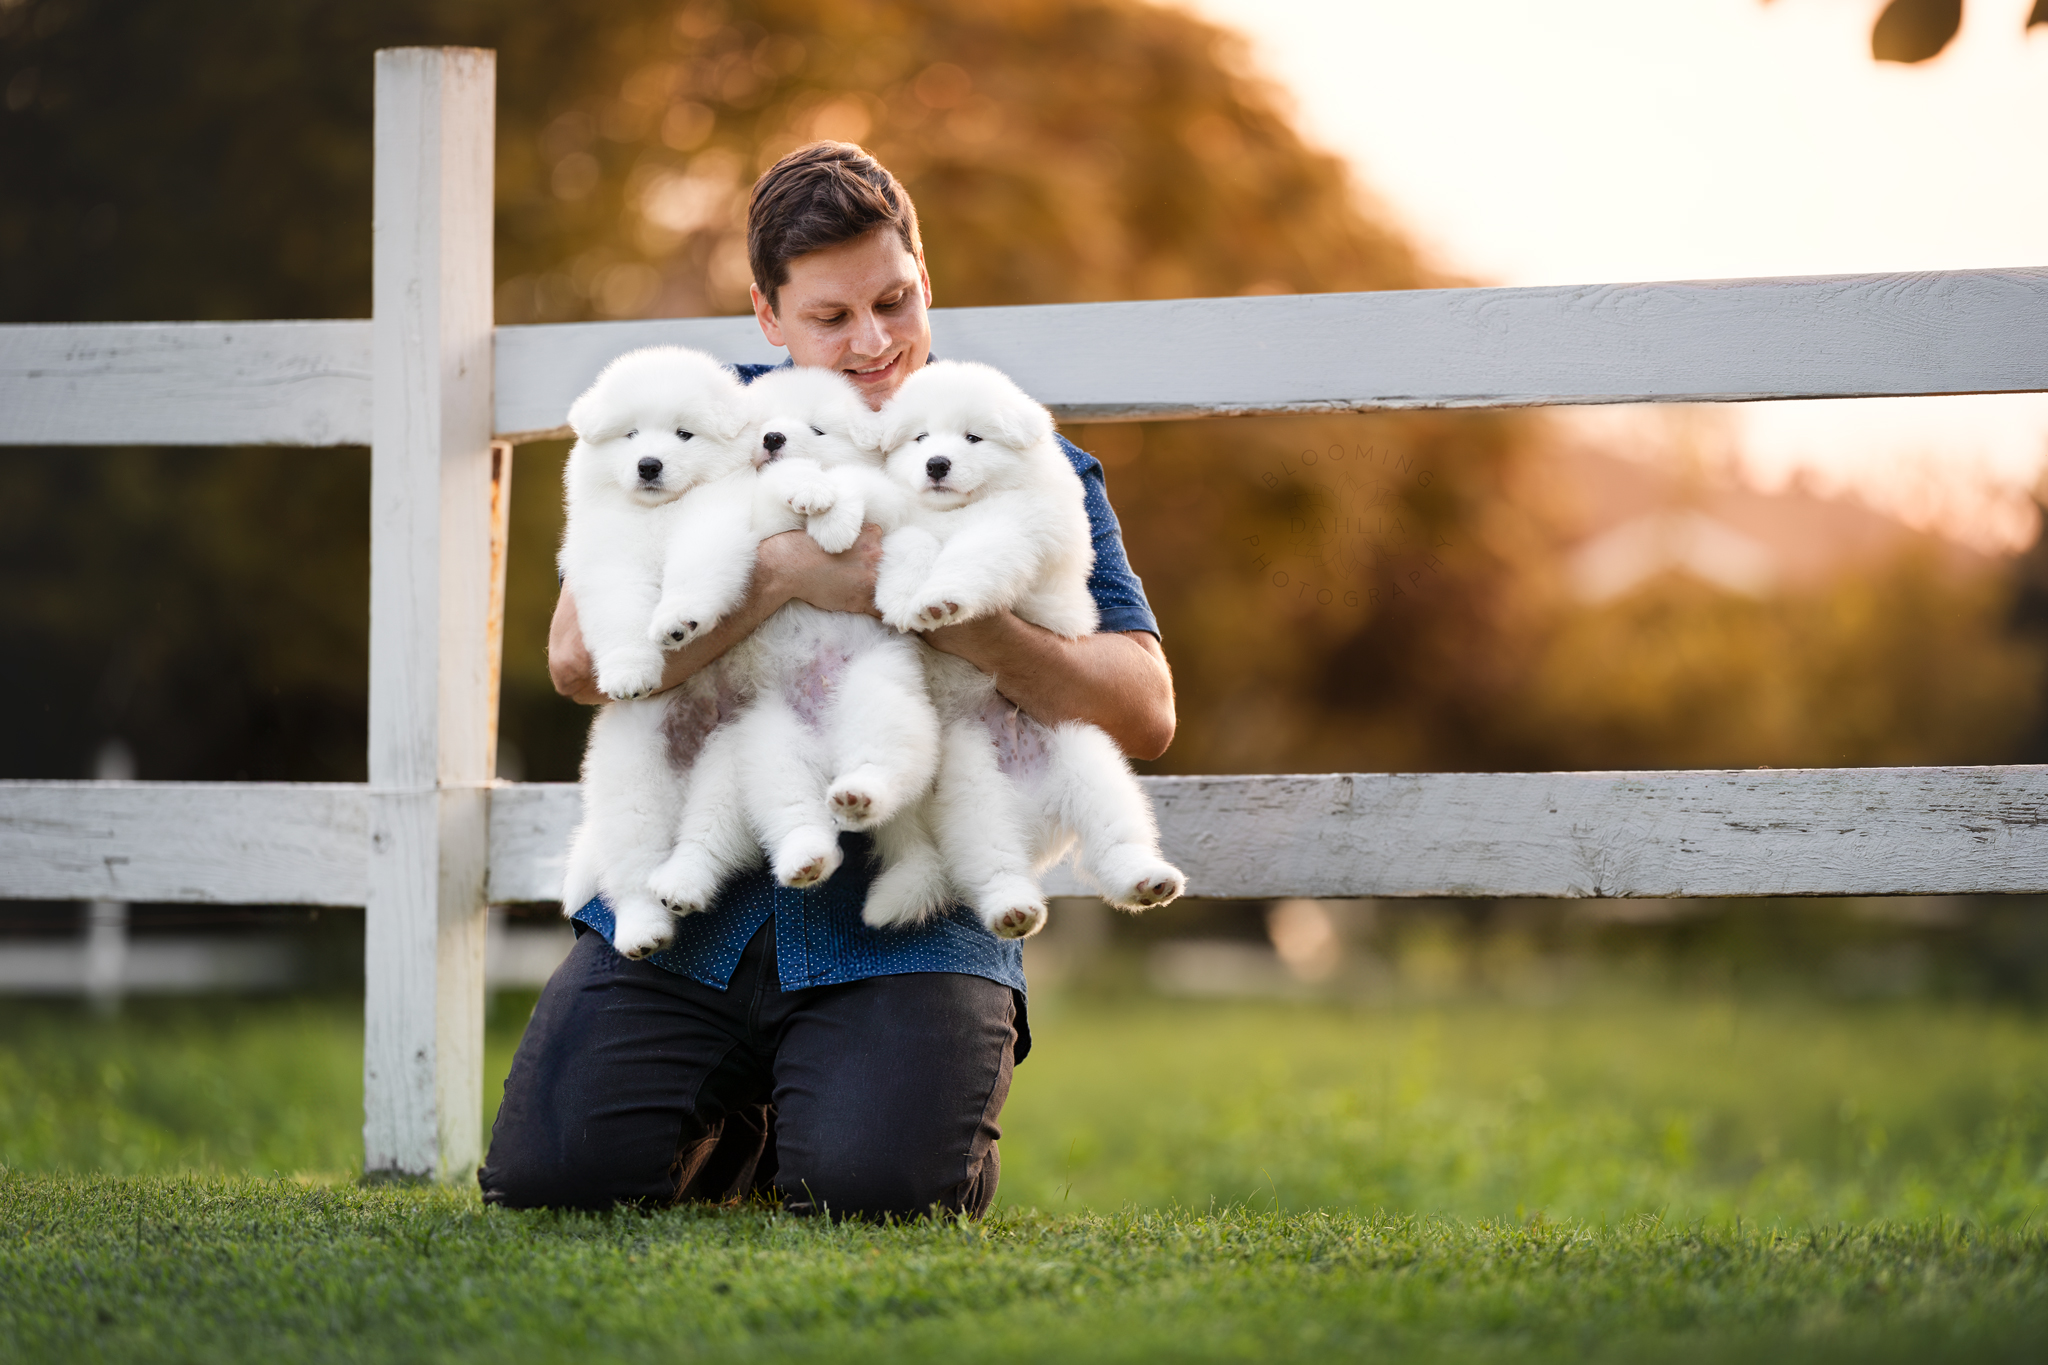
[{"left": 1057, "top": 434, "right": 1161, "bottom": 639}]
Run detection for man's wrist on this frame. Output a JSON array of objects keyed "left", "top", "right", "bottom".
[
  {"left": 751, "top": 564, "right": 795, "bottom": 617},
  {"left": 923, "top": 610, "right": 1019, "bottom": 669}
]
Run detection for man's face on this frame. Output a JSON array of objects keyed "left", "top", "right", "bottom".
[{"left": 751, "top": 227, "right": 933, "bottom": 411}]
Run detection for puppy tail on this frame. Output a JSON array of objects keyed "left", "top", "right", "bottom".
[{"left": 863, "top": 810, "right": 954, "bottom": 930}]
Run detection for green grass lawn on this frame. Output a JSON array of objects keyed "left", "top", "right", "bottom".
[{"left": 2, "top": 985, "right": 2046, "bottom": 1360}]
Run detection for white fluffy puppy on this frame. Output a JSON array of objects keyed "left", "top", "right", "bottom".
[
  {"left": 645, "top": 366, "right": 948, "bottom": 928},
  {"left": 557, "top": 346, "right": 754, "bottom": 698},
  {"left": 870, "top": 361, "right": 1186, "bottom": 939},
  {"left": 557, "top": 346, "right": 756, "bottom": 957}
]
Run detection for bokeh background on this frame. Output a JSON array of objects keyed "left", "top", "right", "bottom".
[
  {"left": 4, "top": 0, "right": 2048, "bottom": 1211},
  {"left": 9, "top": 0, "right": 2048, "bottom": 788}
]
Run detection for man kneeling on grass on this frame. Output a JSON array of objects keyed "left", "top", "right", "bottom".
[{"left": 479, "top": 141, "right": 1174, "bottom": 1219}]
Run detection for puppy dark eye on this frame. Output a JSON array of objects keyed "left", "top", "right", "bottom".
[
  {"left": 964, "top": 434, "right": 983, "bottom": 444},
  {"left": 810, "top": 425, "right": 825, "bottom": 436},
  {"left": 676, "top": 428, "right": 693, "bottom": 441},
  {"left": 625, "top": 429, "right": 639, "bottom": 440},
  {"left": 914, "top": 433, "right": 927, "bottom": 443}
]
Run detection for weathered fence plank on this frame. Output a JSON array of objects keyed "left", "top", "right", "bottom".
[
  {"left": 15, "top": 268, "right": 2044, "bottom": 449},
  {"left": 493, "top": 316, "right": 779, "bottom": 442},
  {"left": 480, "top": 767, "right": 2048, "bottom": 905},
  {"left": 0, "top": 321, "right": 372, "bottom": 446},
  {"left": 6, "top": 764, "right": 2045, "bottom": 926},
  {"left": 0, "top": 781, "right": 367, "bottom": 905},
  {"left": 1133, "top": 767, "right": 2048, "bottom": 899},
  {"left": 363, "top": 46, "right": 498, "bottom": 1183},
  {"left": 495, "top": 267, "right": 2048, "bottom": 434}
]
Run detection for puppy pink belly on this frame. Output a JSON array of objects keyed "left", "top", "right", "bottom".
[
  {"left": 978, "top": 697, "right": 1052, "bottom": 779},
  {"left": 782, "top": 647, "right": 855, "bottom": 730},
  {"left": 661, "top": 672, "right": 746, "bottom": 772}
]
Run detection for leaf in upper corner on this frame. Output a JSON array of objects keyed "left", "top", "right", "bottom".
[
  {"left": 1871, "top": 0, "right": 1963, "bottom": 63},
  {"left": 2029, "top": 0, "right": 2048, "bottom": 30}
]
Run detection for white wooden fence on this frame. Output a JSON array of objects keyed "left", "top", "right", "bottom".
[{"left": 2, "top": 47, "right": 2045, "bottom": 1180}]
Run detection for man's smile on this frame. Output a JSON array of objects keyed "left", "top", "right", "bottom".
[{"left": 843, "top": 352, "right": 903, "bottom": 384}]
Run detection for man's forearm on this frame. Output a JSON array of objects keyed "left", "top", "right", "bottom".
[
  {"left": 925, "top": 615, "right": 1176, "bottom": 760},
  {"left": 549, "top": 569, "right": 790, "bottom": 705},
  {"left": 550, "top": 528, "right": 884, "bottom": 705}
]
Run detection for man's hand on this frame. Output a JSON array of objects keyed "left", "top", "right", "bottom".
[
  {"left": 762, "top": 523, "right": 885, "bottom": 617},
  {"left": 924, "top": 615, "right": 1176, "bottom": 761},
  {"left": 547, "top": 589, "right": 606, "bottom": 705},
  {"left": 548, "top": 525, "right": 889, "bottom": 704},
  {"left": 548, "top": 523, "right": 1175, "bottom": 760}
]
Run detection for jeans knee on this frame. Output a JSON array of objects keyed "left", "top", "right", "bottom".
[
  {"left": 777, "top": 1141, "right": 998, "bottom": 1222},
  {"left": 478, "top": 1160, "right": 574, "bottom": 1211},
  {"left": 479, "top": 1142, "right": 626, "bottom": 1211}
]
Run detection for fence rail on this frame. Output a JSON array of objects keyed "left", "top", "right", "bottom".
[
  {"left": 7, "top": 766, "right": 2047, "bottom": 909},
  {"left": 4, "top": 45, "right": 2044, "bottom": 1181},
  {"left": 7, "top": 267, "right": 2047, "bottom": 446}
]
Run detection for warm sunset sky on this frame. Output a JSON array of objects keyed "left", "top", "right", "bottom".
[{"left": 1182, "top": 0, "right": 2048, "bottom": 550}]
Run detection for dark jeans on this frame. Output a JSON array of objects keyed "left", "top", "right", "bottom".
[{"left": 479, "top": 920, "right": 1018, "bottom": 1219}]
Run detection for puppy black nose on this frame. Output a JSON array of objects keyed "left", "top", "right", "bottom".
[
  {"left": 762, "top": 430, "right": 786, "bottom": 453},
  {"left": 637, "top": 457, "right": 663, "bottom": 481},
  {"left": 925, "top": 456, "right": 951, "bottom": 481}
]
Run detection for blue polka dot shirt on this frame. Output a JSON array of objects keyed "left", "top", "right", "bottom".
[{"left": 572, "top": 357, "right": 1160, "bottom": 1005}]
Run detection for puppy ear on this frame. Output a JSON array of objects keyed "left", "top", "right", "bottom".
[
  {"left": 845, "top": 407, "right": 885, "bottom": 456},
  {"left": 988, "top": 392, "right": 1054, "bottom": 450},
  {"left": 566, "top": 376, "right": 603, "bottom": 441},
  {"left": 718, "top": 397, "right": 752, "bottom": 445},
  {"left": 876, "top": 398, "right": 919, "bottom": 454}
]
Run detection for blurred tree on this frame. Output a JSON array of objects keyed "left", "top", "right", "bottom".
[
  {"left": 0, "top": 0, "right": 2038, "bottom": 794},
  {"left": 1512, "top": 552, "right": 2041, "bottom": 770}
]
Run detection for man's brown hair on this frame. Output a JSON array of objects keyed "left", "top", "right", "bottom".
[{"left": 747, "top": 142, "right": 923, "bottom": 311}]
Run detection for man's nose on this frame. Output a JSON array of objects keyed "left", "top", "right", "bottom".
[
  {"left": 762, "top": 430, "right": 786, "bottom": 453},
  {"left": 926, "top": 456, "right": 951, "bottom": 481},
  {"left": 637, "top": 457, "right": 663, "bottom": 481},
  {"left": 851, "top": 308, "right": 891, "bottom": 359}
]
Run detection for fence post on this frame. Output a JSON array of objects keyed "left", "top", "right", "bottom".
[{"left": 364, "top": 46, "right": 498, "bottom": 1181}]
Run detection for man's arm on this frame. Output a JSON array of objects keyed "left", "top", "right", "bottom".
[
  {"left": 923, "top": 615, "right": 1176, "bottom": 761},
  {"left": 548, "top": 526, "right": 887, "bottom": 705}
]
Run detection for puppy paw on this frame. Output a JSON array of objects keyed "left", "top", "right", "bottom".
[
  {"left": 648, "top": 599, "right": 716, "bottom": 650},
  {"left": 647, "top": 850, "right": 720, "bottom": 914},
  {"left": 595, "top": 647, "right": 667, "bottom": 701},
  {"left": 1117, "top": 866, "right": 1187, "bottom": 910},
  {"left": 610, "top": 900, "right": 677, "bottom": 959},
  {"left": 978, "top": 876, "right": 1047, "bottom": 940},
  {"left": 874, "top": 584, "right": 922, "bottom": 634},
  {"left": 828, "top": 787, "right": 875, "bottom": 829},
  {"left": 1098, "top": 853, "right": 1187, "bottom": 911},
  {"left": 826, "top": 766, "right": 897, "bottom": 831},
  {"left": 772, "top": 829, "right": 844, "bottom": 889},
  {"left": 914, "top": 599, "right": 966, "bottom": 630},
  {"left": 879, "top": 591, "right": 965, "bottom": 634},
  {"left": 782, "top": 473, "right": 840, "bottom": 517},
  {"left": 988, "top": 902, "right": 1048, "bottom": 940},
  {"left": 805, "top": 506, "right": 863, "bottom": 555}
]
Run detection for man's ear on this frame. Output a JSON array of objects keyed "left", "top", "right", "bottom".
[{"left": 751, "top": 282, "right": 787, "bottom": 350}]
